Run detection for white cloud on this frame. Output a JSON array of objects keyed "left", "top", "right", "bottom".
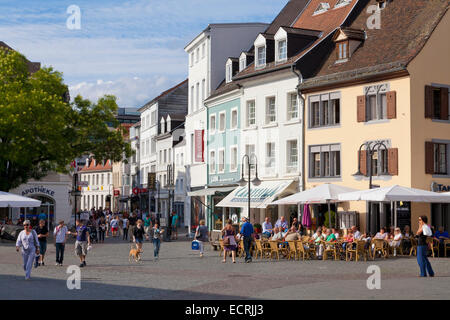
[{"left": 69, "top": 75, "right": 183, "bottom": 108}]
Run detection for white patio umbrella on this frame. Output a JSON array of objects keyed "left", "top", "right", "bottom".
[
  {"left": 0, "top": 191, "right": 41, "bottom": 222},
  {"left": 271, "top": 184, "right": 360, "bottom": 229},
  {"left": 338, "top": 185, "right": 450, "bottom": 227}
]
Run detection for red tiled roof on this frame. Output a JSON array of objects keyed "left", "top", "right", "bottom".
[{"left": 80, "top": 159, "right": 112, "bottom": 172}]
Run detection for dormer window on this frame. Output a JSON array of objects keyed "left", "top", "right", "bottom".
[
  {"left": 337, "top": 41, "right": 348, "bottom": 61},
  {"left": 226, "top": 63, "right": 233, "bottom": 83},
  {"left": 334, "top": 0, "right": 351, "bottom": 9},
  {"left": 256, "top": 46, "right": 266, "bottom": 68},
  {"left": 378, "top": 0, "right": 387, "bottom": 10},
  {"left": 239, "top": 57, "right": 246, "bottom": 72},
  {"left": 277, "top": 39, "right": 287, "bottom": 61},
  {"left": 160, "top": 117, "right": 166, "bottom": 134},
  {"left": 166, "top": 115, "right": 171, "bottom": 132},
  {"left": 313, "top": 2, "right": 330, "bottom": 15}
]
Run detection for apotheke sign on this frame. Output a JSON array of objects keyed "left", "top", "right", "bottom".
[{"left": 22, "top": 186, "right": 55, "bottom": 197}]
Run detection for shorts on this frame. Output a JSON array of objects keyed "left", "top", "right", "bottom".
[
  {"left": 39, "top": 241, "right": 47, "bottom": 255},
  {"left": 75, "top": 241, "right": 88, "bottom": 256},
  {"left": 172, "top": 225, "right": 177, "bottom": 232},
  {"left": 111, "top": 227, "right": 118, "bottom": 232},
  {"left": 135, "top": 238, "right": 143, "bottom": 244}
]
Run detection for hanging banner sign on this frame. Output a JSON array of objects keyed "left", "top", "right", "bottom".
[{"left": 194, "top": 130, "right": 204, "bottom": 162}]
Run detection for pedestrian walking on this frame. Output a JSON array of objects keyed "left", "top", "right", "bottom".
[
  {"left": 110, "top": 215, "right": 119, "bottom": 237},
  {"left": 34, "top": 219, "right": 49, "bottom": 267},
  {"left": 143, "top": 214, "right": 152, "bottom": 241},
  {"left": 133, "top": 219, "right": 145, "bottom": 254},
  {"left": 240, "top": 217, "right": 254, "bottom": 263},
  {"left": 105, "top": 213, "right": 112, "bottom": 237},
  {"left": 195, "top": 219, "right": 209, "bottom": 257},
  {"left": 128, "top": 213, "right": 137, "bottom": 242},
  {"left": 171, "top": 211, "right": 179, "bottom": 240},
  {"left": 152, "top": 223, "right": 164, "bottom": 260},
  {"left": 15, "top": 220, "right": 40, "bottom": 280},
  {"left": 122, "top": 215, "right": 129, "bottom": 241},
  {"left": 416, "top": 216, "right": 435, "bottom": 277},
  {"left": 68, "top": 220, "right": 91, "bottom": 268},
  {"left": 98, "top": 216, "right": 106, "bottom": 243},
  {"left": 222, "top": 221, "right": 237, "bottom": 263},
  {"left": 53, "top": 220, "right": 69, "bottom": 266}
]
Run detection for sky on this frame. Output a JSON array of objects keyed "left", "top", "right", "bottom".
[{"left": 0, "top": 0, "right": 289, "bottom": 108}]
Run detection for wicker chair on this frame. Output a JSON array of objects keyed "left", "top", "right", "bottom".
[
  {"left": 269, "top": 241, "right": 281, "bottom": 260},
  {"left": 388, "top": 239, "right": 404, "bottom": 256},
  {"left": 237, "top": 239, "right": 245, "bottom": 258},
  {"left": 287, "top": 241, "right": 298, "bottom": 260},
  {"left": 371, "top": 239, "right": 388, "bottom": 260},
  {"left": 294, "top": 240, "right": 308, "bottom": 260},
  {"left": 346, "top": 240, "right": 368, "bottom": 261},
  {"left": 409, "top": 237, "right": 418, "bottom": 256},
  {"left": 426, "top": 237, "right": 439, "bottom": 258},
  {"left": 254, "top": 239, "right": 270, "bottom": 259},
  {"left": 444, "top": 239, "right": 450, "bottom": 257},
  {"left": 322, "top": 240, "right": 338, "bottom": 261},
  {"left": 303, "top": 240, "right": 316, "bottom": 259}
]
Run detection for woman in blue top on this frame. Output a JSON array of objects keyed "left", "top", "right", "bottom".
[
  {"left": 152, "top": 223, "right": 164, "bottom": 260},
  {"left": 16, "top": 220, "right": 40, "bottom": 280}
]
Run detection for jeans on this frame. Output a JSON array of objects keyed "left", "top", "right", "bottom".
[
  {"left": 55, "top": 243, "right": 65, "bottom": 264},
  {"left": 152, "top": 238, "right": 161, "bottom": 257},
  {"left": 417, "top": 245, "right": 434, "bottom": 277},
  {"left": 243, "top": 236, "right": 252, "bottom": 261},
  {"left": 98, "top": 229, "right": 105, "bottom": 242},
  {"left": 22, "top": 249, "right": 36, "bottom": 279},
  {"left": 199, "top": 241, "right": 204, "bottom": 254},
  {"left": 123, "top": 228, "right": 128, "bottom": 240}
]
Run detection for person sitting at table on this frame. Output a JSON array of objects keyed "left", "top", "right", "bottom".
[
  {"left": 374, "top": 228, "right": 389, "bottom": 240},
  {"left": 262, "top": 217, "right": 273, "bottom": 239},
  {"left": 275, "top": 216, "right": 288, "bottom": 231},
  {"left": 388, "top": 226, "right": 395, "bottom": 240},
  {"left": 360, "top": 233, "right": 372, "bottom": 250},
  {"left": 351, "top": 226, "right": 361, "bottom": 240},
  {"left": 312, "top": 227, "right": 322, "bottom": 240},
  {"left": 325, "top": 228, "right": 337, "bottom": 242},
  {"left": 434, "top": 226, "right": 449, "bottom": 243},
  {"left": 331, "top": 228, "right": 340, "bottom": 240},
  {"left": 314, "top": 230, "right": 323, "bottom": 259},
  {"left": 402, "top": 225, "right": 413, "bottom": 254},
  {"left": 285, "top": 226, "right": 300, "bottom": 241},
  {"left": 291, "top": 218, "right": 299, "bottom": 230},
  {"left": 389, "top": 227, "right": 403, "bottom": 256},
  {"left": 271, "top": 227, "right": 283, "bottom": 241}
]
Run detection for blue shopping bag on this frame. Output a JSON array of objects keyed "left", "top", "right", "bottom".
[{"left": 191, "top": 240, "right": 200, "bottom": 251}]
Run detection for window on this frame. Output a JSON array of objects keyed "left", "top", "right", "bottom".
[
  {"left": 245, "top": 144, "right": 255, "bottom": 175},
  {"left": 230, "top": 146, "right": 238, "bottom": 172},
  {"left": 287, "top": 93, "right": 298, "bottom": 120},
  {"left": 159, "top": 150, "right": 162, "bottom": 164},
  {"left": 196, "top": 83, "right": 200, "bottom": 110},
  {"left": 169, "top": 148, "right": 172, "bottom": 163},
  {"left": 314, "top": 2, "right": 330, "bottom": 15},
  {"left": 180, "top": 153, "right": 184, "bottom": 165},
  {"left": 371, "top": 149, "right": 389, "bottom": 176},
  {"left": 256, "top": 46, "right": 266, "bottom": 68},
  {"left": 196, "top": 48, "right": 199, "bottom": 63},
  {"left": 151, "top": 111, "right": 156, "bottom": 125},
  {"left": 190, "top": 86, "right": 194, "bottom": 112},
  {"left": 219, "top": 112, "right": 226, "bottom": 132},
  {"left": 309, "top": 144, "right": 341, "bottom": 178},
  {"left": 367, "top": 93, "right": 387, "bottom": 121},
  {"left": 266, "top": 97, "right": 276, "bottom": 124},
  {"left": 101, "top": 174, "right": 104, "bottom": 185},
  {"left": 191, "top": 133, "right": 194, "bottom": 163},
  {"left": 107, "top": 173, "right": 110, "bottom": 185},
  {"left": 202, "top": 79, "right": 206, "bottom": 102},
  {"left": 239, "top": 58, "right": 246, "bottom": 71},
  {"left": 335, "top": 0, "right": 351, "bottom": 8},
  {"left": 231, "top": 109, "right": 238, "bottom": 129},
  {"left": 309, "top": 94, "right": 340, "bottom": 127},
  {"left": 226, "top": 63, "right": 232, "bottom": 83},
  {"left": 190, "top": 53, "right": 194, "bottom": 67},
  {"left": 209, "top": 114, "right": 216, "bottom": 133},
  {"left": 218, "top": 149, "right": 225, "bottom": 173},
  {"left": 151, "top": 138, "right": 156, "bottom": 153},
  {"left": 435, "top": 143, "right": 447, "bottom": 174},
  {"left": 146, "top": 140, "right": 149, "bottom": 156},
  {"left": 337, "top": 41, "right": 348, "bottom": 61},
  {"left": 266, "top": 143, "right": 275, "bottom": 169},
  {"left": 202, "top": 43, "right": 205, "bottom": 59},
  {"left": 287, "top": 140, "right": 298, "bottom": 173},
  {"left": 164, "top": 149, "right": 167, "bottom": 164},
  {"left": 246, "top": 100, "right": 256, "bottom": 127},
  {"left": 142, "top": 116, "right": 146, "bottom": 129},
  {"left": 278, "top": 40, "right": 287, "bottom": 61},
  {"left": 426, "top": 86, "right": 449, "bottom": 120},
  {"left": 433, "top": 88, "right": 442, "bottom": 119}
]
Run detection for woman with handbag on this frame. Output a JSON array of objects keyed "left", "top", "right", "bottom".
[
  {"left": 222, "top": 221, "right": 237, "bottom": 263},
  {"left": 195, "top": 220, "right": 209, "bottom": 258},
  {"left": 15, "top": 220, "right": 40, "bottom": 280}
]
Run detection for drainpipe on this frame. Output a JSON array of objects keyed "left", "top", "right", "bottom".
[{"left": 291, "top": 65, "right": 305, "bottom": 193}]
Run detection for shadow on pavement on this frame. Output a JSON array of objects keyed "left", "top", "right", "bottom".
[{"left": 0, "top": 274, "right": 251, "bottom": 300}]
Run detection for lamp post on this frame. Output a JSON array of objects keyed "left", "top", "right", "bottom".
[
  {"left": 236, "top": 154, "right": 261, "bottom": 223},
  {"left": 353, "top": 141, "right": 389, "bottom": 233},
  {"left": 164, "top": 163, "right": 175, "bottom": 241}
]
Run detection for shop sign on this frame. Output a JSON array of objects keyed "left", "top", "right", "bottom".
[
  {"left": 194, "top": 130, "right": 204, "bottom": 162},
  {"left": 431, "top": 182, "right": 450, "bottom": 192},
  {"left": 114, "top": 190, "right": 120, "bottom": 196},
  {"left": 22, "top": 186, "right": 55, "bottom": 197},
  {"left": 132, "top": 187, "right": 148, "bottom": 195},
  {"left": 148, "top": 172, "right": 156, "bottom": 191}
]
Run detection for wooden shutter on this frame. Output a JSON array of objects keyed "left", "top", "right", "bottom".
[
  {"left": 425, "top": 85, "right": 433, "bottom": 118},
  {"left": 441, "top": 87, "right": 449, "bottom": 120},
  {"left": 386, "top": 91, "right": 397, "bottom": 119},
  {"left": 359, "top": 150, "right": 367, "bottom": 176},
  {"left": 388, "top": 148, "right": 398, "bottom": 176},
  {"left": 425, "top": 142, "right": 434, "bottom": 174},
  {"left": 357, "top": 95, "right": 366, "bottom": 122}
]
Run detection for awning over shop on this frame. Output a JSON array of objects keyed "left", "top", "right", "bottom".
[
  {"left": 187, "top": 186, "right": 237, "bottom": 197},
  {"left": 216, "top": 180, "right": 294, "bottom": 209}
]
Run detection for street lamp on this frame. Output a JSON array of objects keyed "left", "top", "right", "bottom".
[
  {"left": 164, "top": 163, "right": 175, "bottom": 241},
  {"left": 237, "top": 154, "right": 261, "bottom": 224},
  {"left": 353, "top": 141, "right": 389, "bottom": 233}
]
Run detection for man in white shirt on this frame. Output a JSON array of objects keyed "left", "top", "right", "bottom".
[
  {"left": 262, "top": 217, "right": 273, "bottom": 238},
  {"left": 351, "top": 226, "right": 361, "bottom": 240},
  {"left": 275, "top": 216, "right": 288, "bottom": 231},
  {"left": 53, "top": 220, "right": 69, "bottom": 266}
]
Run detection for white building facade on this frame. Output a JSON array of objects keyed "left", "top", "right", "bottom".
[{"left": 79, "top": 159, "right": 113, "bottom": 211}]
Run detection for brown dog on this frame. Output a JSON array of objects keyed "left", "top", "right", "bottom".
[{"left": 129, "top": 246, "right": 142, "bottom": 263}]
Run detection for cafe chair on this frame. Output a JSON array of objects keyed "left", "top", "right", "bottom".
[
  {"left": 444, "top": 239, "right": 450, "bottom": 257},
  {"left": 254, "top": 239, "right": 270, "bottom": 259},
  {"left": 294, "top": 240, "right": 308, "bottom": 261},
  {"left": 287, "top": 241, "right": 298, "bottom": 261},
  {"left": 322, "top": 240, "right": 338, "bottom": 261},
  {"left": 346, "top": 240, "right": 368, "bottom": 261},
  {"left": 426, "top": 237, "right": 439, "bottom": 258},
  {"left": 409, "top": 237, "right": 418, "bottom": 256},
  {"left": 268, "top": 241, "right": 281, "bottom": 261},
  {"left": 371, "top": 239, "right": 388, "bottom": 260}
]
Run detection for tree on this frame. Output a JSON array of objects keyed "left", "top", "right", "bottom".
[{"left": 0, "top": 48, "right": 132, "bottom": 192}]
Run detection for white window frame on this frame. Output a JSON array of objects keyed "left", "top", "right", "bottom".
[
  {"left": 256, "top": 46, "right": 266, "bottom": 69},
  {"left": 239, "top": 57, "right": 246, "bottom": 72},
  {"left": 218, "top": 111, "right": 226, "bottom": 133},
  {"left": 202, "top": 79, "right": 206, "bottom": 102},
  {"left": 245, "top": 144, "right": 256, "bottom": 175},
  {"left": 230, "top": 145, "right": 238, "bottom": 172},
  {"left": 196, "top": 47, "right": 199, "bottom": 63},
  {"left": 209, "top": 114, "right": 216, "bottom": 134},
  {"left": 265, "top": 142, "right": 276, "bottom": 170},
  {"left": 265, "top": 96, "right": 277, "bottom": 124},
  {"left": 196, "top": 82, "right": 200, "bottom": 110},
  {"left": 287, "top": 92, "right": 299, "bottom": 121},
  {"left": 286, "top": 140, "right": 299, "bottom": 174},
  {"left": 230, "top": 107, "right": 238, "bottom": 130},
  {"left": 246, "top": 100, "right": 256, "bottom": 127},
  {"left": 334, "top": 0, "right": 351, "bottom": 9},
  {"left": 226, "top": 63, "right": 232, "bottom": 83},
  {"left": 218, "top": 148, "right": 225, "bottom": 173},
  {"left": 277, "top": 39, "right": 287, "bottom": 62},
  {"left": 202, "top": 43, "right": 205, "bottom": 59}
]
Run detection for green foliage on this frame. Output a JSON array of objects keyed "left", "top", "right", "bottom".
[
  {"left": 0, "top": 48, "right": 132, "bottom": 191},
  {"left": 324, "top": 210, "right": 336, "bottom": 228}
]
